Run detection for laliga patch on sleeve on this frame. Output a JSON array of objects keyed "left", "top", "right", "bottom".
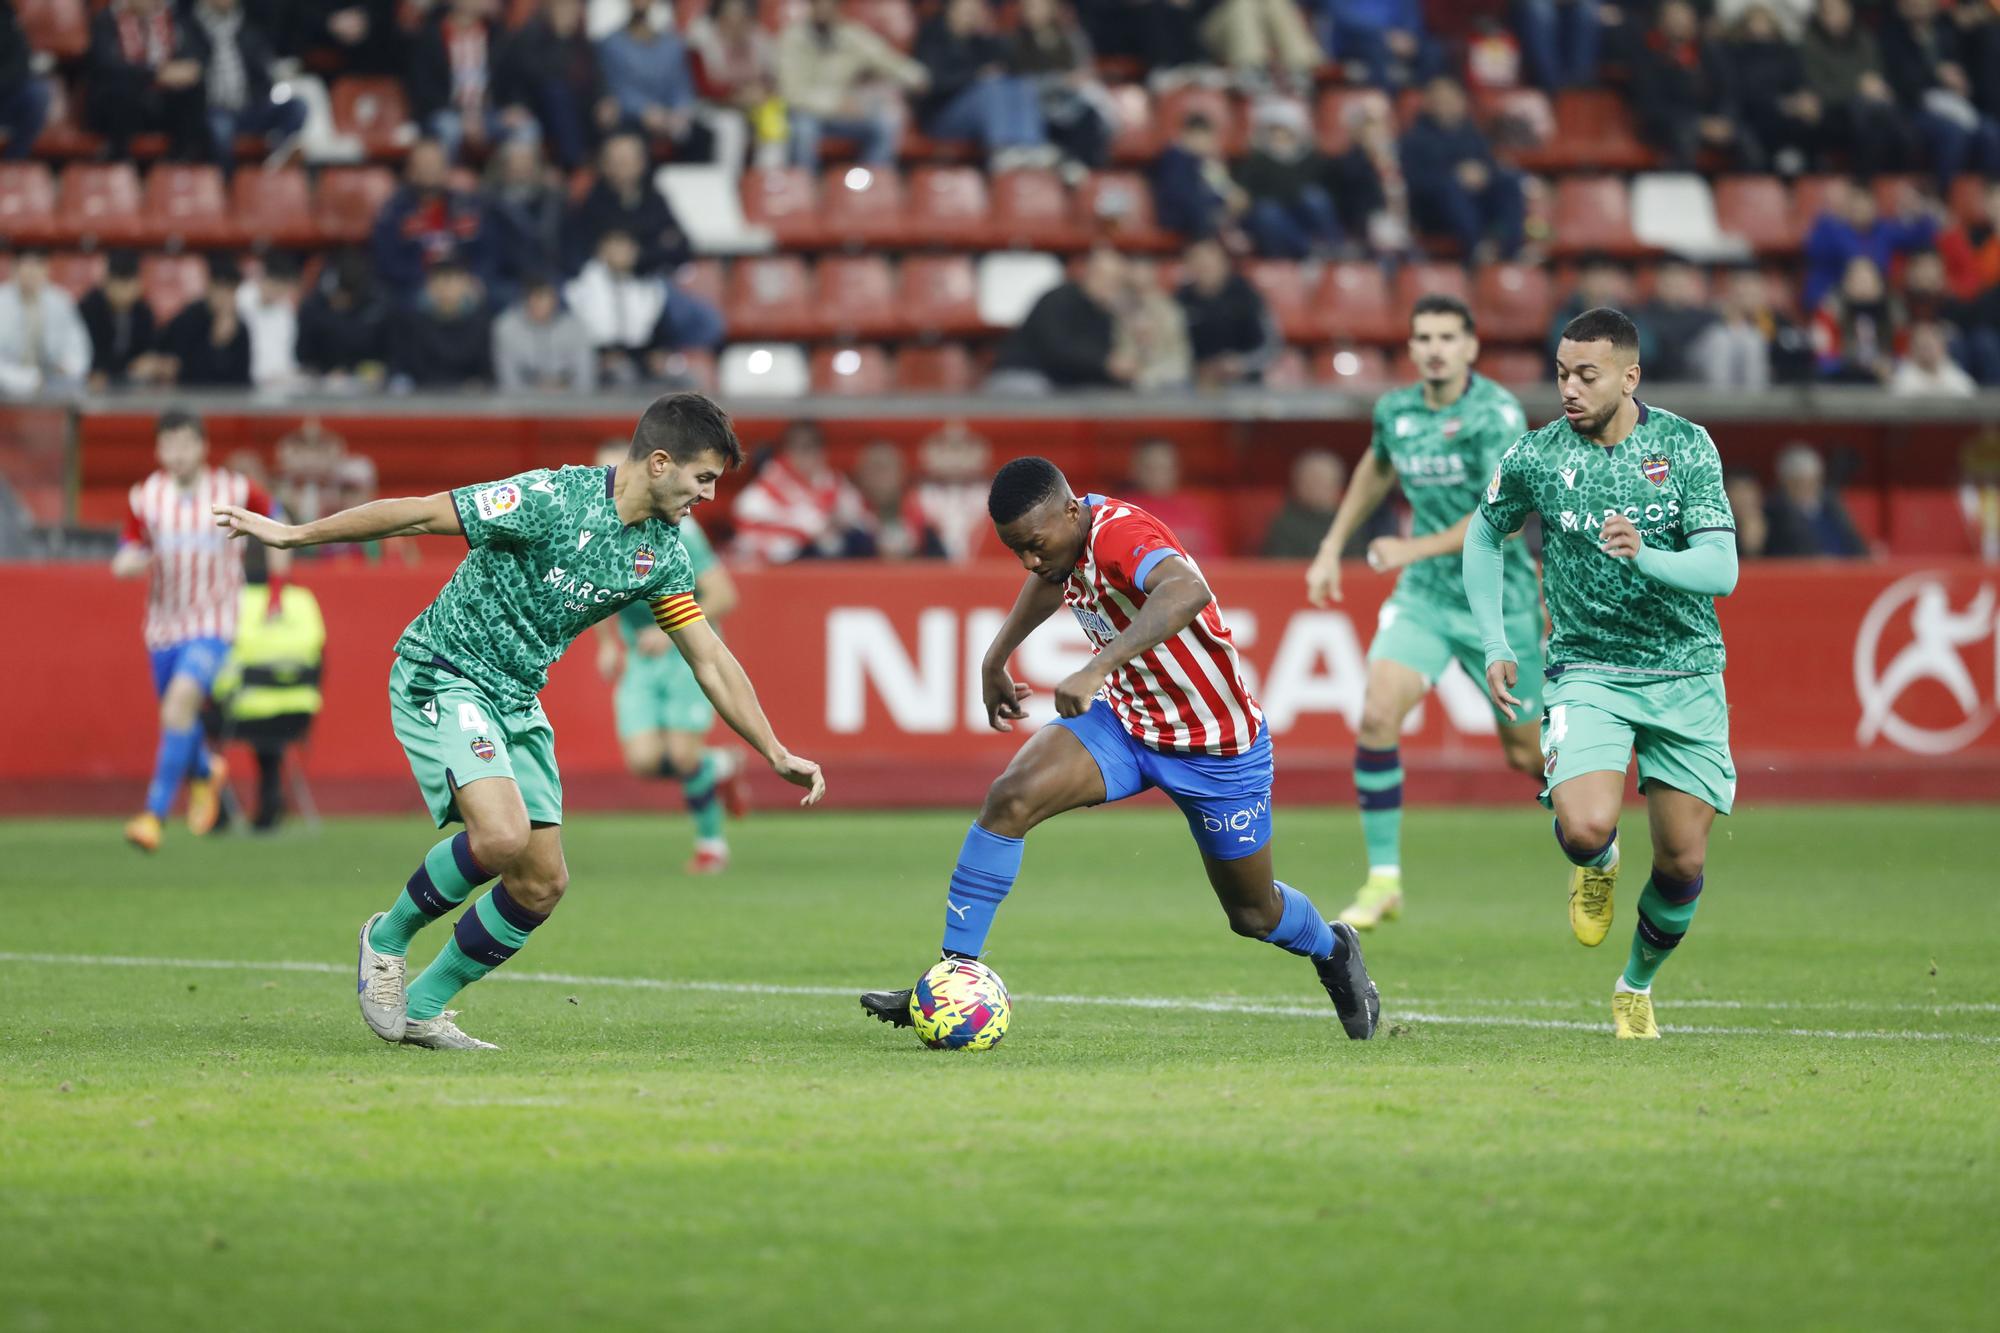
[
  {"left": 475, "top": 483, "right": 523, "bottom": 520},
  {"left": 1485, "top": 463, "right": 1504, "bottom": 505}
]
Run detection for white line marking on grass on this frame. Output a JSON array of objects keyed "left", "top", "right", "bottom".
[{"left": 3, "top": 952, "right": 1995, "bottom": 1045}]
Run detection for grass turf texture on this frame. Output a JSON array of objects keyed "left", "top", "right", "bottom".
[{"left": 2, "top": 805, "right": 1996, "bottom": 1332}]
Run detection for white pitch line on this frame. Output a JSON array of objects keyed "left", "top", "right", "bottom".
[{"left": 1, "top": 951, "right": 1995, "bottom": 1045}]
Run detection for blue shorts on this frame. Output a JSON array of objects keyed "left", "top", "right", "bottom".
[
  {"left": 148, "top": 636, "right": 230, "bottom": 698},
  {"left": 1051, "top": 699, "right": 1274, "bottom": 861}
]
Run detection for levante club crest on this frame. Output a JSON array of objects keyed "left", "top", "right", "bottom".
[
  {"left": 1641, "top": 455, "right": 1670, "bottom": 486},
  {"left": 633, "top": 547, "right": 656, "bottom": 578},
  {"left": 470, "top": 737, "right": 497, "bottom": 762}
]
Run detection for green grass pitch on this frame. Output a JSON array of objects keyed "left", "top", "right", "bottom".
[{"left": 3, "top": 805, "right": 1996, "bottom": 1332}]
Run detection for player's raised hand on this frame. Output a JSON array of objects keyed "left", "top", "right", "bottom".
[
  {"left": 1305, "top": 552, "right": 1343, "bottom": 606},
  {"left": 1053, "top": 664, "right": 1104, "bottom": 718},
  {"left": 213, "top": 504, "right": 298, "bottom": 548},
  {"left": 1598, "top": 513, "right": 1642, "bottom": 559},
  {"left": 983, "top": 663, "right": 1032, "bottom": 732},
  {"left": 771, "top": 751, "right": 825, "bottom": 806},
  {"left": 1484, "top": 659, "right": 1523, "bottom": 723},
  {"left": 1366, "top": 535, "right": 1418, "bottom": 574}
]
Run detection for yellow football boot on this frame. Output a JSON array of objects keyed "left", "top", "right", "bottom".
[
  {"left": 1568, "top": 841, "right": 1618, "bottom": 946},
  {"left": 1612, "top": 984, "right": 1660, "bottom": 1039},
  {"left": 123, "top": 812, "right": 163, "bottom": 853},
  {"left": 186, "top": 753, "right": 228, "bottom": 836},
  {"left": 1337, "top": 872, "right": 1404, "bottom": 931}
]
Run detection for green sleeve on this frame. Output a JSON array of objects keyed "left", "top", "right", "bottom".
[
  {"left": 679, "top": 517, "right": 717, "bottom": 579},
  {"left": 1369, "top": 400, "right": 1394, "bottom": 466},
  {"left": 452, "top": 470, "right": 559, "bottom": 550},
  {"left": 1463, "top": 510, "right": 1516, "bottom": 669},
  {"left": 1477, "top": 440, "right": 1532, "bottom": 535},
  {"left": 1632, "top": 530, "right": 1739, "bottom": 595},
  {"left": 1678, "top": 427, "right": 1735, "bottom": 535}
]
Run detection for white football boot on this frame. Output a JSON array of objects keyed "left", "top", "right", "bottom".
[
  {"left": 356, "top": 912, "right": 408, "bottom": 1043},
  {"left": 401, "top": 1011, "right": 500, "bottom": 1051}
]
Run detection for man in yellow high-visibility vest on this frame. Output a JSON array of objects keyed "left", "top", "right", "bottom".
[{"left": 212, "top": 576, "right": 325, "bottom": 830}]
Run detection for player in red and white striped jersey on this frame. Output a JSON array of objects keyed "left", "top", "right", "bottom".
[
  {"left": 861, "top": 457, "right": 1381, "bottom": 1040},
  {"left": 111, "top": 409, "right": 289, "bottom": 852}
]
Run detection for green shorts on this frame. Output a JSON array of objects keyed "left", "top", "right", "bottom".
[
  {"left": 1538, "top": 670, "right": 1736, "bottom": 815},
  {"left": 388, "top": 656, "right": 564, "bottom": 828},
  {"left": 613, "top": 646, "right": 714, "bottom": 740},
  {"left": 1370, "top": 595, "right": 1545, "bottom": 722}
]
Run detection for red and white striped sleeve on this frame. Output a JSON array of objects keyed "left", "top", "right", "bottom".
[
  {"left": 1092, "top": 508, "right": 1186, "bottom": 597},
  {"left": 121, "top": 485, "right": 150, "bottom": 549}
]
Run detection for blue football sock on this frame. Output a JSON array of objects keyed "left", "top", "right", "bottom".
[
  {"left": 1265, "top": 881, "right": 1336, "bottom": 960},
  {"left": 941, "top": 823, "right": 1024, "bottom": 958},
  {"left": 145, "top": 723, "right": 203, "bottom": 818}
]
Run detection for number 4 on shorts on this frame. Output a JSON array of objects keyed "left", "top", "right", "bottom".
[{"left": 458, "top": 702, "right": 489, "bottom": 732}]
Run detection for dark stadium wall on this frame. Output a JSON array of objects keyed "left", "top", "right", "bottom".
[{"left": 6, "top": 561, "right": 1998, "bottom": 812}]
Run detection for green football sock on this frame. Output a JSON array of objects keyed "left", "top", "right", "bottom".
[
  {"left": 406, "top": 883, "right": 546, "bottom": 1020},
  {"left": 1354, "top": 745, "right": 1403, "bottom": 875},
  {"left": 1622, "top": 871, "right": 1703, "bottom": 990},
  {"left": 684, "top": 752, "right": 725, "bottom": 844},
  {"left": 371, "top": 833, "right": 494, "bottom": 957}
]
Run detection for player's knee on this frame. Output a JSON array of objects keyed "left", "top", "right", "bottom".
[
  {"left": 1557, "top": 810, "right": 1618, "bottom": 853},
  {"left": 1356, "top": 698, "right": 1403, "bottom": 747},
  {"left": 1652, "top": 849, "right": 1705, "bottom": 886},
  {"left": 511, "top": 864, "right": 568, "bottom": 914},
  {"left": 978, "top": 776, "right": 1039, "bottom": 839},
  {"left": 467, "top": 821, "right": 531, "bottom": 872},
  {"left": 1224, "top": 896, "right": 1283, "bottom": 939}
]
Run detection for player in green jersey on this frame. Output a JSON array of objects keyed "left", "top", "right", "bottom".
[
  {"left": 213, "top": 394, "right": 825, "bottom": 1051},
  {"left": 589, "top": 440, "right": 750, "bottom": 876},
  {"left": 1464, "top": 307, "right": 1738, "bottom": 1039},
  {"left": 1305, "top": 294, "right": 1545, "bottom": 931}
]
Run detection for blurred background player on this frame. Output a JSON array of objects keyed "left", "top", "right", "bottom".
[
  {"left": 112, "top": 409, "right": 289, "bottom": 851},
  {"left": 591, "top": 439, "right": 749, "bottom": 873},
  {"left": 1304, "top": 294, "right": 1543, "bottom": 930}
]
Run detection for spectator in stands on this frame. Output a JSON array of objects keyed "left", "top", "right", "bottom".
[
  {"left": 79, "top": 252, "right": 167, "bottom": 391},
  {"left": 1400, "top": 75, "right": 1524, "bottom": 260},
  {"left": 0, "top": 2, "right": 52, "bottom": 160},
  {"left": 848, "top": 442, "right": 948, "bottom": 559},
  {"left": 1940, "top": 177, "right": 2000, "bottom": 306},
  {"left": 297, "top": 248, "right": 387, "bottom": 388},
  {"left": 1514, "top": 0, "right": 1602, "bottom": 91},
  {"left": 274, "top": 0, "right": 399, "bottom": 76},
  {"left": 1323, "top": 0, "right": 1437, "bottom": 91},
  {"left": 1902, "top": 246, "right": 2000, "bottom": 383},
  {"left": 1691, "top": 266, "right": 1815, "bottom": 389},
  {"left": 388, "top": 258, "right": 495, "bottom": 389},
  {"left": 1725, "top": 471, "right": 1770, "bottom": 558},
  {"left": 1176, "top": 237, "right": 1280, "bottom": 389},
  {"left": 914, "top": 420, "right": 993, "bottom": 560},
  {"left": 273, "top": 416, "right": 348, "bottom": 523},
  {"left": 185, "top": 0, "right": 306, "bottom": 168},
  {"left": 370, "top": 138, "right": 496, "bottom": 302},
  {"left": 1765, "top": 442, "right": 1867, "bottom": 558},
  {"left": 1632, "top": 1, "right": 1740, "bottom": 171},
  {"left": 1115, "top": 257, "right": 1193, "bottom": 390},
  {"left": 484, "top": 139, "right": 568, "bottom": 307},
  {"left": 1329, "top": 94, "right": 1412, "bottom": 255},
  {"left": 1099, "top": 0, "right": 1214, "bottom": 84},
  {"left": 1720, "top": 4, "right": 1823, "bottom": 177},
  {"left": 493, "top": 272, "right": 597, "bottom": 391},
  {"left": 1202, "top": 0, "right": 1321, "bottom": 91},
  {"left": 688, "top": 0, "right": 783, "bottom": 169},
  {"left": 236, "top": 253, "right": 301, "bottom": 390},
  {"left": 159, "top": 256, "right": 251, "bottom": 386},
  {"left": 408, "top": 0, "right": 539, "bottom": 163},
  {"left": 1548, "top": 256, "right": 1626, "bottom": 351},
  {"left": 597, "top": 0, "right": 712, "bottom": 164},
  {"left": 1008, "top": 0, "right": 1113, "bottom": 172},
  {"left": 1880, "top": 0, "right": 2000, "bottom": 187},
  {"left": 565, "top": 228, "right": 667, "bottom": 385},
  {"left": 1892, "top": 319, "right": 1978, "bottom": 395},
  {"left": 776, "top": 0, "right": 927, "bottom": 170},
  {"left": 0, "top": 251, "right": 92, "bottom": 396},
  {"left": 1236, "top": 97, "right": 1342, "bottom": 258},
  {"left": 1264, "top": 449, "right": 1340, "bottom": 558},
  {"left": 1154, "top": 112, "right": 1249, "bottom": 242},
  {"left": 915, "top": 0, "right": 1050, "bottom": 168},
  {"left": 565, "top": 131, "right": 691, "bottom": 275},
  {"left": 1631, "top": 259, "right": 1717, "bottom": 383},
  {"left": 987, "top": 245, "right": 1135, "bottom": 391},
  {"left": 500, "top": 0, "right": 621, "bottom": 171},
  {"left": 1803, "top": 176, "right": 1938, "bottom": 309},
  {"left": 1125, "top": 438, "right": 1223, "bottom": 556},
  {"left": 1815, "top": 254, "right": 1902, "bottom": 382},
  {"left": 87, "top": 0, "right": 210, "bottom": 161},
  {"left": 731, "top": 420, "right": 868, "bottom": 563},
  {"left": 1801, "top": 0, "right": 1917, "bottom": 178}
]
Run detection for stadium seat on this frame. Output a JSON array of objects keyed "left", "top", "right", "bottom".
[
  {"left": 25, "top": 81, "right": 99, "bottom": 158},
  {"left": 1244, "top": 260, "right": 1314, "bottom": 342},
  {"left": 1075, "top": 171, "right": 1176, "bottom": 252},
  {"left": 987, "top": 168, "right": 1085, "bottom": 250},
  {"left": 1871, "top": 175, "right": 1923, "bottom": 222},
  {"left": 1479, "top": 346, "right": 1548, "bottom": 388},
  {"left": 1315, "top": 88, "right": 1391, "bottom": 156},
  {"left": 672, "top": 258, "right": 726, "bottom": 311},
  {"left": 659, "top": 164, "right": 762, "bottom": 254},
  {"left": 906, "top": 167, "right": 990, "bottom": 248},
  {"left": 1476, "top": 87, "right": 1554, "bottom": 160},
  {"left": 718, "top": 342, "right": 810, "bottom": 397},
  {"left": 1630, "top": 173, "right": 1741, "bottom": 259},
  {"left": 0, "top": 163, "right": 58, "bottom": 247},
  {"left": 1396, "top": 261, "right": 1471, "bottom": 314},
  {"left": 1106, "top": 85, "right": 1160, "bottom": 164},
  {"left": 652, "top": 348, "right": 718, "bottom": 394},
  {"left": 1714, "top": 176, "right": 1798, "bottom": 255},
  {"left": 738, "top": 167, "right": 824, "bottom": 249},
  {"left": 18, "top": 0, "right": 89, "bottom": 58},
  {"left": 46, "top": 250, "right": 106, "bottom": 299},
  {"left": 1790, "top": 174, "right": 1838, "bottom": 232},
  {"left": 820, "top": 164, "right": 907, "bottom": 247},
  {"left": 1309, "top": 344, "right": 1392, "bottom": 391},
  {"left": 893, "top": 344, "right": 976, "bottom": 393},
  {"left": 1155, "top": 86, "right": 1244, "bottom": 154},
  {"left": 813, "top": 255, "right": 900, "bottom": 338},
  {"left": 1261, "top": 346, "right": 1309, "bottom": 391},
  {"left": 1313, "top": 263, "right": 1400, "bottom": 342},
  {"left": 811, "top": 344, "right": 894, "bottom": 395},
  {"left": 140, "top": 164, "right": 234, "bottom": 246},
  {"left": 1474, "top": 263, "right": 1553, "bottom": 343},
  {"left": 231, "top": 168, "right": 318, "bottom": 248},
  {"left": 899, "top": 254, "right": 984, "bottom": 335},
  {"left": 315, "top": 166, "right": 396, "bottom": 244},
  {"left": 141, "top": 253, "right": 209, "bottom": 323},
  {"left": 55, "top": 163, "right": 144, "bottom": 246},
  {"left": 1534, "top": 89, "right": 1654, "bottom": 171},
  {"left": 725, "top": 255, "right": 818, "bottom": 340},
  {"left": 976, "top": 251, "right": 1064, "bottom": 326},
  {"left": 329, "top": 76, "right": 414, "bottom": 158},
  {"left": 1551, "top": 176, "right": 1640, "bottom": 256}
]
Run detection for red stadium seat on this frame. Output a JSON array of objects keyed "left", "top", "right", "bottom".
[
  {"left": 988, "top": 168, "right": 1085, "bottom": 250},
  {"left": 1478, "top": 346, "right": 1548, "bottom": 389},
  {"left": 1244, "top": 260, "right": 1314, "bottom": 341},
  {"left": 1309, "top": 344, "right": 1392, "bottom": 391},
  {"left": 1533, "top": 89, "right": 1654, "bottom": 171},
  {"left": 810, "top": 344, "right": 894, "bottom": 395},
  {"left": 46, "top": 250, "right": 106, "bottom": 299},
  {"left": 814, "top": 255, "right": 900, "bottom": 337},
  {"left": 1397, "top": 261, "right": 1471, "bottom": 315},
  {"left": 315, "top": 166, "right": 396, "bottom": 243},
  {"left": 1714, "top": 175, "right": 1798, "bottom": 255},
  {"left": 231, "top": 168, "right": 317, "bottom": 248},
  {"left": 1551, "top": 176, "right": 1640, "bottom": 256},
  {"left": 1315, "top": 88, "right": 1391, "bottom": 156},
  {"left": 725, "top": 255, "right": 818, "bottom": 340},
  {"left": 1313, "top": 262, "right": 1400, "bottom": 342},
  {"left": 1476, "top": 87, "right": 1554, "bottom": 160},
  {"left": 141, "top": 252, "right": 209, "bottom": 323},
  {"left": 1155, "top": 86, "right": 1244, "bottom": 154},
  {"left": 18, "top": 0, "right": 89, "bottom": 58},
  {"left": 906, "top": 167, "right": 990, "bottom": 247},
  {"left": 739, "top": 167, "right": 823, "bottom": 248},
  {"left": 893, "top": 343, "right": 976, "bottom": 393},
  {"left": 1473, "top": 263, "right": 1552, "bottom": 343},
  {"left": 652, "top": 348, "right": 718, "bottom": 394},
  {"left": 820, "top": 164, "right": 906, "bottom": 246},
  {"left": 140, "top": 164, "right": 234, "bottom": 245},
  {"left": 1106, "top": 85, "right": 1160, "bottom": 164},
  {"left": 845, "top": 0, "right": 916, "bottom": 51},
  {"left": 26, "top": 81, "right": 100, "bottom": 158},
  {"left": 1075, "top": 171, "right": 1176, "bottom": 251},
  {"left": 330, "top": 76, "right": 413, "bottom": 158},
  {"left": 0, "top": 162, "right": 58, "bottom": 246},
  {"left": 1261, "top": 346, "right": 1309, "bottom": 391},
  {"left": 1790, "top": 174, "right": 1838, "bottom": 231},
  {"left": 898, "top": 254, "right": 983, "bottom": 335},
  {"left": 55, "top": 162, "right": 143, "bottom": 246},
  {"left": 673, "top": 259, "right": 726, "bottom": 311}
]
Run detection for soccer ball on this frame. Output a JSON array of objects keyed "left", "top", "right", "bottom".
[{"left": 910, "top": 957, "right": 1011, "bottom": 1051}]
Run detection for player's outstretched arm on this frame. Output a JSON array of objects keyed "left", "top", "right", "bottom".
[
  {"left": 979, "top": 574, "right": 1067, "bottom": 731},
  {"left": 1054, "top": 557, "right": 1211, "bottom": 717},
  {"left": 1307, "top": 449, "right": 1397, "bottom": 605},
  {"left": 670, "top": 618, "right": 825, "bottom": 806},
  {"left": 1600, "top": 518, "right": 1739, "bottom": 596},
  {"left": 212, "top": 492, "right": 463, "bottom": 550},
  {"left": 1462, "top": 511, "right": 1523, "bottom": 721}
]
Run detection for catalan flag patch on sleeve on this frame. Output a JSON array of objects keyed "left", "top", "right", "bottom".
[{"left": 651, "top": 592, "right": 705, "bottom": 633}]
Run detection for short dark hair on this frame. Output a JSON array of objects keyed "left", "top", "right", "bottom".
[
  {"left": 106, "top": 250, "right": 141, "bottom": 281},
  {"left": 1181, "top": 112, "right": 1214, "bottom": 134},
  {"left": 988, "top": 456, "right": 1066, "bottom": 526},
  {"left": 629, "top": 392, "right": 743, "bottom": 468},
  {"left": 1410, "top": 292, "right": 1475, "bottom": 334},
  {"left": 261, "top": 253, "right": 300, "bottom": 283},
  {"left": 206, "top": 255, "right": 240, "bottom": 288},
  {"left": 1559, "top": 306, "right": 1640, "bottom": 353},
  {"left": 157, "top": 407, "right": 206, "bottom": 440}
]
